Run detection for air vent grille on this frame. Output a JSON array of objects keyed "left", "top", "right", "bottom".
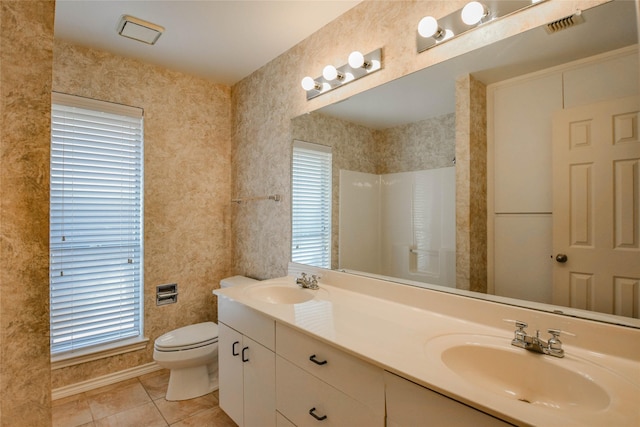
[{"left": 546, "top": 11, "right": 585, "bottom": 34}]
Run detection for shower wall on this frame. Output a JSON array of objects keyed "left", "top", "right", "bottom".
[{"left": 340, "top": 167, "right": 456, "bottom": 287}]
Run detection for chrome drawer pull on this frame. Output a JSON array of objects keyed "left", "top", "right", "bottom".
[
  {"left": 309, "top": 354, "right": 328, "bottom": 365},
  {"left": 309, "top": 407, "right": 327, "bottom": 421}
]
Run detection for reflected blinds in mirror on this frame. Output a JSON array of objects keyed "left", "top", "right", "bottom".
[{"left": 292, "top": 141, "right": 332, "bottom": 269}]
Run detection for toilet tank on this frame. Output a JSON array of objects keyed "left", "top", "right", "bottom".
[{"left": 220, "top": 275, "right": 258, "bottom": 288}]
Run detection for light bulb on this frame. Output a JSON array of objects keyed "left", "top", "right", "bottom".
[
  {"left": 322, "top": 65, "right": 342, "bottom": 81},
  {"left": 301, "top": 76, "right": 319, "bottom": 91},
  {"left": 461, "top": 1, "right": 487, "bottom": 25},
  {"left": 348, "top": 51, "right": 365, "bottom": 68},
  {"left": 417, "top": 16, "right": 440, "bottom": 38}
]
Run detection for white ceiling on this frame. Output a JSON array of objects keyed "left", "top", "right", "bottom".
[{"left": 54, "top": 0, "right": 362, "bottom": 85}]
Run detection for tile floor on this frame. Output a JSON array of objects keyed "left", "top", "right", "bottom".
[{"left": 52, "top": 370, "right": 237, "bottom": 427}]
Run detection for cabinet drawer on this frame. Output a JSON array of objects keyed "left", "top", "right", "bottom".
[
  {"left": 385, "top": 371, "right": 513, "bottom": 426},
  {"left": 276, "top": 356, "right": 384, "bottom": 427},
  {"left": 219, "top": 296, "right": 275, "bottom": 350},
  {"left": 276, "top": 323, "right": 384, "bottom": 410}
]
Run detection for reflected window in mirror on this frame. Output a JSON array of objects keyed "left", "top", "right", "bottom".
[{"left": 292, "top": 140, "right": 332, "bottom": 268}]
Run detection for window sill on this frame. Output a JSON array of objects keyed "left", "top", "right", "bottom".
[{"left": 51, "top": 337, "right": 150, "bottom": 370}]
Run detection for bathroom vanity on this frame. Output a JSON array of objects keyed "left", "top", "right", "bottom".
[{"left": 214, "top": 266, "right": 640, "bottom": 426}]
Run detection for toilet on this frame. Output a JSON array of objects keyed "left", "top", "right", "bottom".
[{"left": 153, "top": 275, "right": 258, "bottom": 401}]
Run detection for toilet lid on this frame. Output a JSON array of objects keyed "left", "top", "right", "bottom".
[{"left": 155, "top": 321, "right": 219, "bottom": 351}]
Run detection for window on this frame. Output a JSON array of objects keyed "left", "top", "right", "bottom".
[
  {"left": 50, "top": 93, "right": 144, "bottom": 356},
  {"left": 291, "top": 140, "right": 332, "bottom": 268}
]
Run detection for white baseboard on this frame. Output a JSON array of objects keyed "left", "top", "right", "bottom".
[{"left": 52, "top": 362, "right": 163, "bottom": 401}]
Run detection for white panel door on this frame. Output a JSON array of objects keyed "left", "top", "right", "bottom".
[{"left": 552, "top": 96, "right": 640, "bottom": 317}]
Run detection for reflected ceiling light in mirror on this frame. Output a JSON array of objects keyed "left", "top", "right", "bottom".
[
  {"left": 461, "top": 2, "right": 489, "bottom": 25},
  {"left": 301, "top": 48, "right": 382, "bottom": 100},
  {"left": 417, "top": 0, "right": 548, "bottom": 53}
]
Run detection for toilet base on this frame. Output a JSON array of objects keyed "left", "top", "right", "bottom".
[{"left": 165, "top": 363, "right": 218, "bottom": 401}]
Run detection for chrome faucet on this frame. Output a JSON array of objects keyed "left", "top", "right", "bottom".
[
  {"left": 511, "top": 321, "right": 565, "bottom": 358},
  {"left": 296, "top": 272, "right": 320, "bottom": 290}
]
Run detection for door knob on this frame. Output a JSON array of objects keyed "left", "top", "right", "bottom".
[{"left": 555, "top": 254, "right": 568, "bottom": 263}]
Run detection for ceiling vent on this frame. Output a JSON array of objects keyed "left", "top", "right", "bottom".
[
  {"left": 545, "top": 10, "right": 585, "bottom": 34},
  {"left": 117, "top": 15, "right": 164, "bottom": 45}
]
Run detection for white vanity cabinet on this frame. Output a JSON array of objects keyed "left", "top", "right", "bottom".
[
  {"left": 218, "top": 298, "right": 276, "bottom": 427},
  {"left": 275, "top": 323, "right": 385, "bottom": 426},
  {"left": 384, "top": 371, "right": 513, "bottom": 427}
]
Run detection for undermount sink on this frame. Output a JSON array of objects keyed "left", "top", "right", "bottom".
[
  {"left": 424, "top": 334, "right": 639, "bottom": 417},
  {"left": 244, "top": 281, "right": 324, "bottom": 304}
]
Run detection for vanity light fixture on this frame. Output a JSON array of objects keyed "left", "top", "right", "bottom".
[
  {"left": 322, "top": 65, "right": 344, "bottom": 81},
  {"left": 117, "top": 15, "right": 164, "bottom": 45},
  {"left": 301, "top": 48, "right": 382, "bottom": 100},
  {"left": 348, "top": 51, "right": 370, "bottom": 69},
  {"left": 417, "top": 16, "right": 445, "bottom": 39},
  {"left": 417, "top": 0, "right": 548, "bottom": 53},
  {"left": 301, "top": 76, "right": 322, "bottom": 91},
  {"left": 461, "top": 2, "right": 489, "bottom": 26}
]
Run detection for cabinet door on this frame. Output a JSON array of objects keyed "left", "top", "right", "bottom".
[
  {"left": 219, "top": 323, "right": 245, "bottom": 426},
  {"left": 385, "top": 371, "right": 513, "bottom": 426},
  {"left": 243, "top": 336, "right": 276, "bottom": 427}
]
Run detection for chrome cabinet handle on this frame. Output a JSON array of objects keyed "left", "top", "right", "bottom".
[
  {"left": 242, "top": 346, "right": 249, "bottom": 362},
  {"left": 232, "top": 341, "right": 240, "bottom": 356},
  {"left": 309, "top": 407, "right": 327, "bottom": 421},
  {"left": 309, "top": 354, "right": 328, "bottom": 365}
]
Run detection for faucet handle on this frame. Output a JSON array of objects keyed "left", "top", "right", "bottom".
[
  {"left": 546, "top": 328, "right": 564, "bottom": 357},
  {"left": 511, "top": 320, "right": 528, "bottom": 347},
  {"left": 515, "top": 320, "right": 528, "bottom": 330}
]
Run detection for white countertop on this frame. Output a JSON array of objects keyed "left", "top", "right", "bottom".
[{"left": 213, "top": 273, "right": 640, "bottom": 427}]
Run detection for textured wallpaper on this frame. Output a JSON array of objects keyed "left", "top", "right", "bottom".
[
  {"left": 51, "top": 40, "right": 232, "bottom": 388},
  {"left": 0, "top": 0, "right": 55, "bottom": 423}
]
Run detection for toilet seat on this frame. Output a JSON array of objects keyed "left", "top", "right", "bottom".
[{"left": 154, "top": 321, "right": 219, "bottom": 352}]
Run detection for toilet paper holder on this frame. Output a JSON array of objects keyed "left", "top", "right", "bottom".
[{"left": 157, "top": 283, "right": 178, "bottom": 305}]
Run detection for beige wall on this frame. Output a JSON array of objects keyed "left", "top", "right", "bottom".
[
  {"left": 0, "top": 0, "right": 55, "bottom": 425},
  {"left": 379, "top": 113, "right": 456, "bottom": 174},
  {"left": 231, "top": 0, "right": 599, "bottom": 280},
  {"left": 51, "top": 41, "right": 232, "bottom": 388}
]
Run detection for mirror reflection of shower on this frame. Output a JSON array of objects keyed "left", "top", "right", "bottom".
[{"left": 339, "top": 167, "right": 456, "bottom": 287}]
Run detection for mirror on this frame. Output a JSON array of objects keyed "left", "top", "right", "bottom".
[{"left": 291, "top": 0, "right": 640, "bottom": 327}]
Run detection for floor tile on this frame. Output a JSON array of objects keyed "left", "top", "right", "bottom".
[
  {"left": 139, "top": 369, "right": 170, "bottom": 400},
  {"left": 94, "top": 402, "right": 167, "bottom": 427},
  {"left": 154, "top": 392, "right": 217, "bottom": 424},
  {"left": 86, "top": 379, "right": 152, "bottom": 420},
  {"left": 169, "top": 407, "right": 237, "bottom": 427},
  {"left": 52, "top": 394, "right": 93, "bottom": 427}
]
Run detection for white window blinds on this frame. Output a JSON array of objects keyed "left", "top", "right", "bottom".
[
  {"left": 292, "top": 140, "right": 332, "bottom": 269},
  {"left": 50, "top": 92, "right": 144, "bottom": 355}
]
